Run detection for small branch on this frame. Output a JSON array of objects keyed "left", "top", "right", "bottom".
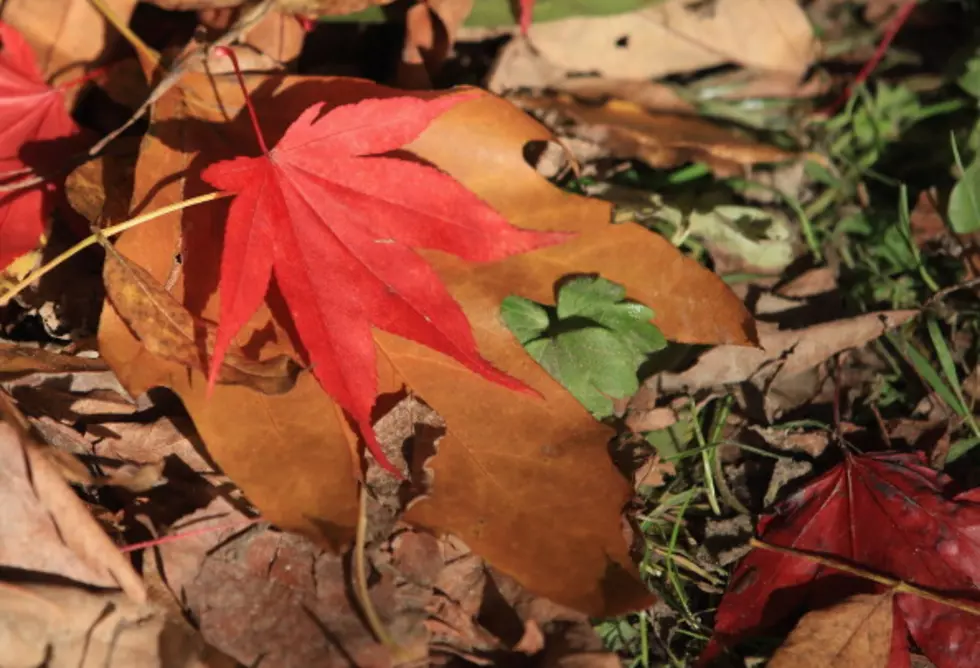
[
  {"left": 749, "top": 537, "right": 980, "bottom": 617},
  {"left": 0, "top": 190, "right": 232, "bottom": 307},
  {"left": 86, "top": 0, "right": 275, "bottom": 159}
]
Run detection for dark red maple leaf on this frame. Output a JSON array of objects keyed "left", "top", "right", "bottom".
[
  {"left": 0, "top": 22, "right": 79, "bottom": 270},
  {"left": 201, "top": 89, "right": 569, "bottom": 474},
  {"left": 701, "top": 450, "right": 980, "bottom": 668}
]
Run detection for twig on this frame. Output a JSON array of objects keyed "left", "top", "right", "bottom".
[
  {"left": 86, "top": 0, "right": 276, "bottom": 159},
  {"left": 923, "top": 277, "right": 980, "bottom": 309},
  {"left": 824, "top": 0, "right": 918, "bottom": 115},
  {"left": 749, "top": 537, "right": 980, "bottom": 617},
  {"left": 0, "top": 191, "right": 231, "bottom": 307}
]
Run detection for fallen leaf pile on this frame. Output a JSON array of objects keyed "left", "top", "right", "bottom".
[
  {"left": 0, "top": 0, "right": 759, "bottom": 661},
  {"left": 1, "top": 0, "right": 977, "bottom": 664}
]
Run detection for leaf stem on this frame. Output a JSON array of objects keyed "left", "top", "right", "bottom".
[
  {"left": 749, "top": 537, "right": 980, "bottom": 617},
  {"left": 56, "top": 64, "right": 112, "bottom": 92},
  {"left": 824, "top": 0, "right": 917, "bottom": 114},
  {"left": 353, "top": 483, "right": 401, "bottom": 653},
  {"left": 120, "top": 516, "right": 261, "bottom": 553},
  {"left": 0, "top": 191, "right": 232, "bottom": 307},
  {"left": 212, "top": 46, "right": 269, "bottom": 156}
]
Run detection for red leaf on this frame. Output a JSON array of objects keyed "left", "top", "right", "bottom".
[
  {"left": 702, "top": 451, "right": 980, "bottom": 668},
  {"left": 201, "top": 93, "right": 569, "bottom": 473},
  {"left": 0, "top": 22, "right": 78, "bottom": 269}
]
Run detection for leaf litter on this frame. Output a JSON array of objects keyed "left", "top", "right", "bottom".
[{"left": 1, "top": 0, "right": 980, "bottom": 666}]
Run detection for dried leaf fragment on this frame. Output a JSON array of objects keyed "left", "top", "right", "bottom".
[
  {"left": 0, "top": 416, "right": 145, "bottom": 601},
  {"left": 0, "top": 582, "right": 214, "bottom": 667},
  {"left": 769, "top": 592, "right": 894, "bottom": 668},
  {"left": 103, "top": 250, "right": 302, "bottom": 395},
  {"left": 520, "top": 96, "right": 795, "bottom": 176},
  {"left": 0, "top": 343, "right": 107, "bottom": 379},
  {"left": 489, "top": 0, "right": 817, "bottom": 91},
  {"left": 660, "top": 310, "right": 918, "bottom": 391}
]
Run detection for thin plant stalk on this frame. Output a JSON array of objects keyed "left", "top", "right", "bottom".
[{"left": 0, "top": 191, "right": 231, "bottom": 307}]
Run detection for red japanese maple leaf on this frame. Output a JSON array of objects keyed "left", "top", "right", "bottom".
[
  {"left": 0, "top": 22, "right": 79, "bottom": 269},
  {"left": 201, "top": 91, "right": 569, "bottom": 473},
  {"left": 701, "top": 450, "right": 980, "bottom": 668}
]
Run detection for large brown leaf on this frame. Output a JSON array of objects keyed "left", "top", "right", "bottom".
[{"left": 93, "top": 71, "right": 754, "bottom": 615}]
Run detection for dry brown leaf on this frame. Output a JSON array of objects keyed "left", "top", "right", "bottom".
[
  {"left": 90, "top": 413, "right": 215, "bottom": 474},
  {"left": 776, "top": 267, "right": 838, "bottom": 299},
  {"left": 97, "top": 460, "right": 168, "bottom": 492},
  {"left": 488, "top": 0, "right": 817, "bottom": 91},
  {"left": 198, "top": 7, "right": 305, "bottom": 67},
  {"left": 0, "top": 0, "right": 137, "bottom": 102},
  {"left": 398, "top": 0, "right": 475, "bottom": 89},
  {"left": 909, "top": 189, "right": 980, "bottom": 279},
  {"left": 0, "top": 582, "right": 220, "bottom": 667},
  {"left": 660, "top": 310, "right": 918, "bottom": 391},
  {"left": 94, "top": 74, "right": 754, "bottom": 615},
  {"left": 520, "top": 96, "right": 795, "bottom": 177},
  {"left": 147, "top": 496, "right": 251, "bottom": 602},
  {"left": 0, "top": 343, "right": 106, "bottom": 379},
  {"left": 769, "top": 592, "right": 894, "bottom": 668},
  {"left": 0, "top": 411, "right": 145, "bottom": 601},
  {"left": 279, "top": 0, "right": 396, "bottom": 14},
  {"left": 633, "top": 455, "right": 675, "bottom": 489},
  {"left": 141, "top": 0, "right": 395, "bottom": 14},
  {"left": 554, "top": 70, "right": 830, "bottom": 115},
  {"left": 188, "top": 529, "right": 421, "bottom": 667},
  {"left": 102, "top": 249, "right": 302, "bottom": 395}
]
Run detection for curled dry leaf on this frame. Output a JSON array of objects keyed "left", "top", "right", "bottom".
[
  {"left": 102, "top": 249, "right": 302, "bottom": 395},
  {"left": 519, "top": 95, "right": 795, "bottom": 177},
  {"left": 95, "top": 73, "right": 754, "bottom": 615},
  {"left": 0, "top": 413, "right": 145, "bottom": 601}
]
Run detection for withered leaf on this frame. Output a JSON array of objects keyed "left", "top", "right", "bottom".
[
  {"left": 660, "top": 310, "right": 918, "bottom": 391},
  {"left": 768, "top": 592, "right": 894, "bottom": 668},
  {"left": 0, "top": 409, "right": 145, "bottom": 601},
  {"left": 519, "top": 95, "right": 795, "bottom": 177},
  {"left": 102, "top": 249, "right": 301, "bottom": 395},
  {"left": 0, "top": 582, "right": 220, "bottom": 667},
  {"left": 0, "top": 343, "right": 107, "bottom": 379}
]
